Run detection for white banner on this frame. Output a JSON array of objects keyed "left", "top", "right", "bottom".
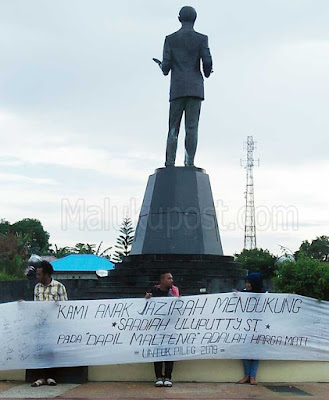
[{"left": 1, "top": 292, "right": 329, "bottom": 370}]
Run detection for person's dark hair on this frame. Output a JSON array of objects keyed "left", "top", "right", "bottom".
[
  {"left": 179, "top": 6, "right": 197, "bottom": 23},
  {"left": 245, "top": 272, "right": 264, "bottom": 293},
  {"left": 37, "top": 260, "right": 54, "bottom": 276},
  {"left": 160, "top": 271, "right": 171, "bottom": 279}
]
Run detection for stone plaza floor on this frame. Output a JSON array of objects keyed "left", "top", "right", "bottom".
[{"left": 0, "top": 381, "right": 328, "bottom": 399}]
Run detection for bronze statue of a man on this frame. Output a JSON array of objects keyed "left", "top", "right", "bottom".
[{"left": 159, "top": 6, "right": 213, "bottom": 167}]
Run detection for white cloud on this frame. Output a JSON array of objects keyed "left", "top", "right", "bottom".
[{"left": 0, "top": 172, "right": 56, "bottom": 185}]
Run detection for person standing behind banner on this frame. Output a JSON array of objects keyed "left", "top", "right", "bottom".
[
  {"left": 237, "top": 272, "right": 265, "bottom": 386},
  {"left": 145, "top": 272, "right": 179, "bottom": 387},
  {"left": 31, "top": 260, "right": 68, "bottom": 387}
]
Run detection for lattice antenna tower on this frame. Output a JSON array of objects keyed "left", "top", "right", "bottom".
[{"left": 241, "top": 136, "right": 259, "bottom": 249}]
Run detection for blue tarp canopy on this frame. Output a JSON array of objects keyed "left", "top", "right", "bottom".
[{"left": 51, "top": 254, "right": 114, "bottom": 272}]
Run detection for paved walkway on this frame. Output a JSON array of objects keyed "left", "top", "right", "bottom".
[{"left": 0, "top": 381, "right": 328, "bottom": 399}]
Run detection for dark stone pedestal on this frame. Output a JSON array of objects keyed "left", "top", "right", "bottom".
[
  {"left": 131, "top": 167, "right": 223, "bottom": 255},
  {"left": 93, "top": 166, "right": 247, "bottom": 299},
  {"left": 105, "top": 253, "right": 247, "bottom": 297}
]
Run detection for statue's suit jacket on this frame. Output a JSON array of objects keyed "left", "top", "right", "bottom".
[{"left": 162, "top": 26, "right": 213, "bottom": 101}]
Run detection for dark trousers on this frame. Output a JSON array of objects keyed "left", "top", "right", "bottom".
[
  {"left": 154, "top": 361, "right": 174, "bottom": 380},
  {"left": 166, "top": 97, "right": 202, "bottom": 167}
]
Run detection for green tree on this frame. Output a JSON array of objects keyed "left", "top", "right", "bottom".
[
  {"left": 69, "top": 242, "right": 112, "bottom": 257},
  {"left": 49, "top": 244, "right": 72, "bottom": 258},
  {"left": 0, "top": 219, "right": 11, "bottom": 235},
  {"left": 273, "top": 254, "right": 329, "bottom": 300},
  {"left": 95, "top": 241, "right": 112, "bottom": 258},
  {"left": 112, "top": 217, "right": 134, "bottom": 263},
  {"left": 11, "top": 218, "right": 50, "bottom": 253},
  {"left": 0, "top": 271, "right": 19, "bottom": 281},
  {"left": 296, "top": 236, "right": 329, "bottom": 262},
  {"left": 71, "top": 243, "right": 96, "bottom": 254},
  {"left": 234, "top": 248, "right": 277, "bottom": 279},
  {"left": 0, "top": 233, "right": 29, "bottom": 279}
]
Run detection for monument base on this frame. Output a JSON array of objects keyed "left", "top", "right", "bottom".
[
  {"left": 85, "top": 166, "right": 247, "bottom": 299},
  {"left": 131, "top": 166, "right": 223, "bottom": 256},
  {"left": 86, "top": 254, "right": 247, "bottom": 298}
]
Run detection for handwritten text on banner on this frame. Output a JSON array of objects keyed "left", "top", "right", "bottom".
[{"left": 1, "top": 292, "right": 329, "bottom": 370}]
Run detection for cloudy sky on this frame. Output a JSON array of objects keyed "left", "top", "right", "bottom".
[{"left": 0, "top": 0, "right": 328, "bottom": 256}]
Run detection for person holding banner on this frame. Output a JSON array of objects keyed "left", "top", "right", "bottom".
[
  {"left": 31, "top": 260, "right": 68, "bottom": 387},
  {"left": 145, "top": 272, "right": 179, "bottom": 387},
  {"left": 238, "top": 272, "right": 265, "bottom": 386}
]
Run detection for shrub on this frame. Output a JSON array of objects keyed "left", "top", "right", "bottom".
[
  {"left": 0, "top": 271, "right": 20, "bottom": 281},
  {"left": 273, "top": 254, "right": 329, "bottom": 300}
]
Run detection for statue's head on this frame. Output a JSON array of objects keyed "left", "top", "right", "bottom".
[{"left": 178, "top": 6, "right": 197, "bottom": 24}]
